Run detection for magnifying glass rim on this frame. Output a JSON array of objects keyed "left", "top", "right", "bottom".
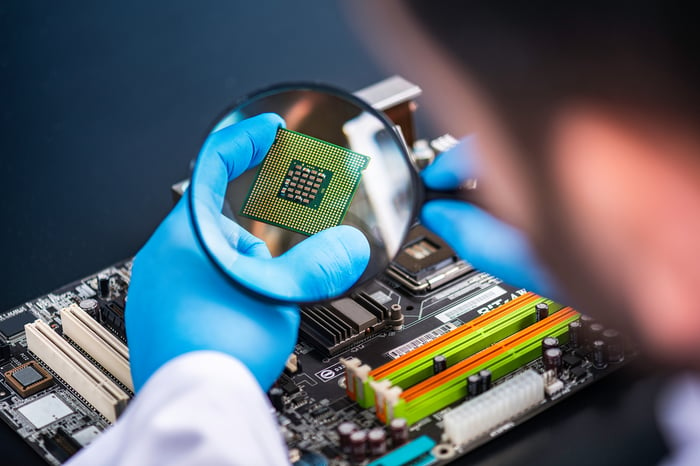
[{"left": 188, "top": 81, "right": 422, "bottom": 305}]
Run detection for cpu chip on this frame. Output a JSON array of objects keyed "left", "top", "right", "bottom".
[{"left": 240, "top": 128, "right": 370, "bottom": 236}]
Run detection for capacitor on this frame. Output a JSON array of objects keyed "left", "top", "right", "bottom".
[
  {"left": 268, "top": 387, "right": 284, "bottom": 412},
  {"left": 368, "top": 428, "right": 387, "bottom": 457},
  {"left": 588, "top": 323, "right": 605, "bottom": 348},
  {"left": 0, "top": 342, "right": 11, "bottom": 362},
  {"left": 602, "top": 329, "right": 624, "bottom": 363},
  {"left": 433, "top": 355, "right": 447, "bottom": 375},
  {"left": 349, "top": 430, "right": 368, "bottom": 462},
  {"left": 479, "top": 369, "right": 492, "bottom": 392},
  {"left": 579, "top": 315, "right": 595, "bottom": 345},
  {"left": 97, "top": 276, "right": 110, "bottom": 299},
  {"left": 338, "top": 422, "right": 358, "bottom": 454},
  {"left": 541, "top": 336, "right": 560, "bottom": 353},
  {"left": 543, "top": 347, "right": 563, "bottom": 373},
  {"left": 568, "top": 320, "right": 583, "bottom": 348},
  {"left": 535, "top": 302, "right": 549, "bottom": 322},
  {"left": 467, "top": 373, "right": 482, "bottom": 398},
  {"left": 79, "top": 298, "right": 100, "bottom": 317},
  {"left": 592, "top": 339, "right": 608, "bottom": 369},
  {"left": 390, "top": 418, "right": 409, "bottom": 447}
]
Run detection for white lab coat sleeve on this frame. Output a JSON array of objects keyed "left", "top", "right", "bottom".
[
  {"left": 657, "top": 372, "right": 700, "bottom": 466},
  {"left": 66, "top": 351, "right": 290, "bottom": 466}
]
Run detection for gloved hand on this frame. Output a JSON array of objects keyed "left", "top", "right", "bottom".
[
  {"left": 421, "top": 136, "right": 559, "bottom": 298},
  {"left": 126, "top": 114, "right": 370, "bottom": 392}
]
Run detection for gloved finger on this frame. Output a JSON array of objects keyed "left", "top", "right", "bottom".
[
  {"left": 421, "top": 135, "right": 479, "bottom": 190},
  {"left": 219, "top": 214, "right": 272, "bottom": 259},
  {"left": 192, "top": 113, "right": 284, "bottom": 213},
  {"left": 234, "top": 225, "right": 371, "bottom": 301},
  {"left": 421, "top": 200, "right": 559, "bottom": 298}
]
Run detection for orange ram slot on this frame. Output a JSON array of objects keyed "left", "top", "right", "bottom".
[
  {"left": 369, "top": 292, "right": 540, "bottom": 380},
  {"left": 401, "top": 308, "right": 578, "bottom": 402}
]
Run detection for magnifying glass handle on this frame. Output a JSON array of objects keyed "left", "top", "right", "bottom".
[{"left": 423, "top": 178, "right": 480, "bottom": 204}]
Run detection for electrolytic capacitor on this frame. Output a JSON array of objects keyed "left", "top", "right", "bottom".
[
  {"left": 467, "top": 374, "right": 482, "bottom": 398},
  {"left": 349, "top": 430, "right": 368, "bottom": 463},
  {"left": 368, "top": 428, "right": 387, "bottom": 457},
  {"left": 535, "top": 302, "right": 549, "bottom": 322},
  {"left": 433, "top": 355, "right": 447, "bottom": 375},
  {"left": 390, "top": 418, "right": 409, "bottom": 447},
  {"left": 543, "top": 347, "right": 563, "bottom": 373},
  {"left": 268, "top": 387, "right": 284, "bottom": 412},
  {"left": 603, "top": 329, "right": 624, "bottom": 363},
  {"left": 338, "top": 422, "right": 357, "bottom": 454},
  {"left": 479, "top": 369, "right": 492, "bottom": 392},
  {"left": 97, "top": 276, "right": 110, "bottom": 299},
  {"left": 541, "top": 336, "right": 560, "bottom": 353},
  {"left": 568, "top": 320, "right": 583, "bottom": 348},
  {"left": 588, "top": 323, "right": 605, "bottom": 349},
  {"left": 592, "top": 339, "right": 608, "bottom": 369},
  {"left": 579, "top": 315, "right": 595, "bottom": 345},
  {"left": 79, "top": 298, "right": 100, "bottom": 317}
]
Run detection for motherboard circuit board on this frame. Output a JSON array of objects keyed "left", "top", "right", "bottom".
[{"left": 0, "top": 223, "right": 632, "bottom": 465}]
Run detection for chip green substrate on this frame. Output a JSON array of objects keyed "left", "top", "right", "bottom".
[{"left": 240, "top": 128, "right": 371, "bottom": 236}]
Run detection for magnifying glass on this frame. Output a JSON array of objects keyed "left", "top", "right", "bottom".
[{"left": 188, "top": 82, "right": 477, "bottom": 304}]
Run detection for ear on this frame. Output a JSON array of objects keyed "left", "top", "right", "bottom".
[{"left": 549, "top": 108, "right": 700, "bottom": 363}]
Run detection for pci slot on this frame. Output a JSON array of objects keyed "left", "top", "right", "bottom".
[
  {"left": 60, "top": 304, "right": 134, "bottom": 391},
  {"left": 25, "top": 320, "right": 129, "bottom": 422},
  {"left": 374, "top": 308, "right": 579, "bottom": 424},
  {"left": 344, "top": 292, "right": 561, "bottom": 408}
]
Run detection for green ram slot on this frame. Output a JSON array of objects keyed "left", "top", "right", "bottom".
[
  {"left": 358, "top": 298, "right": 561, "bottom": 408},
  {"left": 393, "top": 313, "right": 578, "bottom": 425}
]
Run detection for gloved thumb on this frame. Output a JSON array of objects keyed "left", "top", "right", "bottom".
[
  {"left": 422, "top": 135, "right": 479, "bottom": 190},
  {"left": 421, "top": 200, "right": 559, "bottom": 299},
  {"left": 276, "top": 225, "right": 371, "bottom": 299}
]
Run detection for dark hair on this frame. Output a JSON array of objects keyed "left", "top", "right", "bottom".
[{"left": 404, "top": 2, "right": 700, "bottom": 160}]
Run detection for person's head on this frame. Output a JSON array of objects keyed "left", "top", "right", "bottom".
[{"left": 352, "top": 2, "right": 700, "bottom": 368}]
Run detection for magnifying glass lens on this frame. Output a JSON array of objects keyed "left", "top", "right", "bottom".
[{"left": 189, "top": 84, "right": 420, "bottom": 303}]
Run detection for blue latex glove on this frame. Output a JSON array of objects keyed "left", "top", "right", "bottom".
[
  {"left": 126, "top": 114, "right": 370, "bottom": 391},
  {"left": 421, "top": 136, "right": 559, "bottom": 298}
]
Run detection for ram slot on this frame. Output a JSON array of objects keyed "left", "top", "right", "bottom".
[
  {"left": 60, "top": 304, "right": 134, "bottom": 391},
  {"left": 354, "top": 292, "right": 560, "bottom": 408},
  {"left": 25, "top": 320, "right": 129, "bottom": 422},
  {"left": 373, "top": 308, "right": 578, "bottom": 424}
]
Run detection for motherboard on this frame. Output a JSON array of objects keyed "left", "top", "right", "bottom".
[
  {"left": 0, "top": 222, "right": 631, "bottom": 465},
  {"left": 0, "top": 77, "right": 633, "bottom": 465}
]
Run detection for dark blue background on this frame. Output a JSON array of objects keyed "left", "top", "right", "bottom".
[{"left": 0, "top": 3, "right": 667, "bottom": 465}]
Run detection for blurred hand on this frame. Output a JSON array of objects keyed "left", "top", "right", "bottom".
[
  {"left": 421, "top": 136, "right": 559, "bottom": 298},
  {"left": 126, "top": 114, "right": 370, "bottom": 391}
]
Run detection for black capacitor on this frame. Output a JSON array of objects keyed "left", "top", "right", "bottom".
[
  {"left": 390, "top": 418, "right": 409, "bottom": 447},
  {"left": 592, "top": 339, "right": 608, "bottom": 369},
  {"left": 368, "top": 428, "right": 387, "bottom": 457},
  {"left": 97, "top": 276, "right": 110, "bottom": 299},
  {"left": 603, "top": 329, "right": 625, "bottom": 363},
  {"left": 0, "top": 342, "right": 11, "bottom": 362},
  {"left": 479, "top": 369, "right": 492, "bottom": 392},
  {"left": 535, "top": 302, "right": 549, "bottom": 322},
  {"left": 79, "top": 298, "right": 100, "bottom": 317},
  {"left": 268, "top": 387, "right": 284, "bottom": 412},
  {"left": 568, "top": 320, "right": 583, "bottom": 348},
  {"left": 433, "top": 355, "right": 447, "bottom": 375},
  {"left": 541, "top": 336, "right": 560, "bottom": 353},
  {"left": 467, "top": 374, "right": 482, "bottom": 398},
  {"left": 349, "top": 430, "right": 368, "bottom": 462},
  {"left": 579, "top": 315, "right": 596, "bottom": 345},
  {"left": 338, "top": 422, "right": 357, "bottom": 454},
  {"left": 588, "top": 323, "right": 605, "bottom": 348},
  {"left": 543, "top": 347, "right": 563, "bottom": 373}
]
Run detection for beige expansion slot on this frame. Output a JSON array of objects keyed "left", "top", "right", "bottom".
[
  {"left": 60, "top": 303, "right": 134, "bottom": 391},
  {"left": 25, "top": 319, "right": 129, "bottom": 423}
]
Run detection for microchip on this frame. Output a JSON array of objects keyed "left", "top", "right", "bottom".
[
  {"left": 0, "top": 311, "right": 37, "bottom": 340},
  {"left": 240, "top": 128, "right": 371, "bottom": 236},
  {"left": 5, "top": 361, "right": 54, "bottom": 397}
]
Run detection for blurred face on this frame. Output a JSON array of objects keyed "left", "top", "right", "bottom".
[{"left": 350, "top": 1, "right": 700, "bottom": 368}]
